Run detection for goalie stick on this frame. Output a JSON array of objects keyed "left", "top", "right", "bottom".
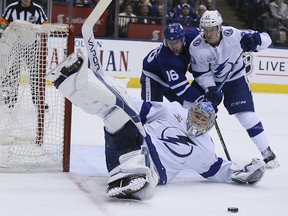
[
  {"left": 81, "top": 0, "right": 112, "bottom": 75},
  {"left": 81, "top": 0, "right": 146, "bottom": 136}
]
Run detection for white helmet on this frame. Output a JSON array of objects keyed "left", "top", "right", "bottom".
[{"left": 200, "top": 10, "right": 223, "bottom": 28}]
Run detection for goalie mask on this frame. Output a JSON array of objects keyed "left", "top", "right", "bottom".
[{"left": 187, "top": 98, "right": 216, "bottom": 137}]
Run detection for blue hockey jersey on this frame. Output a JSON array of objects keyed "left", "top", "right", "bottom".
[{"left": 142, "top": 28, "right": 201, "bottom": 102}]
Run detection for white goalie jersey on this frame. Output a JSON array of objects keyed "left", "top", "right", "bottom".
[{"left": 130, "top": 98, "right": 234, "bottom": 184}]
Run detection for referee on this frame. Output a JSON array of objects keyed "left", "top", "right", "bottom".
[
  {"left": 0, "top": 0, "right": 49, "bottom": 109},
  {"left": 0, "top": 0, "right": 48, "bottom": 36}
]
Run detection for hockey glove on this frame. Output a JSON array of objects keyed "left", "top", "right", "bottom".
[
  {"left": 240, "top": 33, "right": 262, "bottom": 52},
  {"left": 204, "top": 86, "right": 223, "bottom": 110}
]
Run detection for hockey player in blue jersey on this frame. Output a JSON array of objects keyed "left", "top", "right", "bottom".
[
  {"left": 141, "top": 23, "right": 203, "bottom": 108},
  {"left": 189, "top": 10, "right": 279, "bottom": 168},
  {"left": 46, "top": 49, "right": 266, "bottom": 200}
]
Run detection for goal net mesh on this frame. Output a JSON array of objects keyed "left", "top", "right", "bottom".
[{"left": 0, "top": 20, "right": 72, "bottom": 171}]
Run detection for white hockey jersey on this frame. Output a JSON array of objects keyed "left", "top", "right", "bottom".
[
  {"left": 131, "top": 97, "right": 234, "bottom": 185},
  {"left": 189, "top": 26, "right": 272, "bottom": 89}
]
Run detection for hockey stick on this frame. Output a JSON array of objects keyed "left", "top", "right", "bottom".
[
  {"left": 81, "top": 0, "right": 112, "bottom": 75},
  {"left": 215, "top": 120, "right": 231, "bottom": 161},
  {"left": 217, "top": 51, "right": 244, "bottom": 93},
  {"left": 214, "top": 51, "right": 244, "bottom": 161}
]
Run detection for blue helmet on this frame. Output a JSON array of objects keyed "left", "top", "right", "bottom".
[{"left": 164, "top": 23, "right": 185, "bottom": 41}]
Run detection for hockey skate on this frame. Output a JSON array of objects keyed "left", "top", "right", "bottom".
[
  {"left": 106, "top": 175, "right": 148, "bottom": 199},
  {"left": 46, "top": 50, "right": 84, "bottom": 88},
  {"left": 231, "top": 158, "right": 265, "bottom": 185},
  {"left": 261, "top": 146, "right": 279, "bottom": 168}
]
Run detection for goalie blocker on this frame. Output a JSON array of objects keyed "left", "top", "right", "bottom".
[{"left": 46, "top": 50, "right": 266, "bottom": 200}]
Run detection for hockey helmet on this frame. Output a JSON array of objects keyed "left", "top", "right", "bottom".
[
  {"left": 164, "top": 23, "right": 185, "bottom": 41},
  {"left": 187, "top": 96, "right": 216, "bottom": 137},
  {"left": 200, "top": 10, "right": 223, "bottom": 28}
]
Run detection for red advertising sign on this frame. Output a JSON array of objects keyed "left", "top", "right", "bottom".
[
  {"left": 128, "top": 23, "right": 163, "bottom": 40},
  {"left": 51, "top": 5, "right": 108, "bottom": 36}
]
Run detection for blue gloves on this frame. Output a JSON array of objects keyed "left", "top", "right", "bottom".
[
  {"left": 240, "top": 32, "right": 262, "bottom": 52},
  {"left": 204, "top": 86, "right": 223, "bottom": 110}
]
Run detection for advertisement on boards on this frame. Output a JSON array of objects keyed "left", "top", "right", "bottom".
[
  {"left": 74, "top": 38, "right": 161, "bottom": 78},
  {"left": 51, "top": 5, "right": 108, "bottom": 36},
  {"left": 46, "top": 37, "right": 288, "bottom": 92},
  {"left": 247, "top": 48, "right": 288, "bottom": 85}
]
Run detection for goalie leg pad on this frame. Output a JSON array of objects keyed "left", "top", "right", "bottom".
[
  {"left": 57, "top": 72, "right": 116, "bottom": 117},
  {"left": 101, "top": 75, "right": 146, "bottom": 136},
  {"left": 106, "top": 148, "right": 159, "bottom": 200},
  {"left": 46, "top": 49, "right": 84, "bottom": 86},
  {"left": 48, "top": 50, "right": 146, "bottom": 135},
  {"left": 103, "top": 107, "right": 131, "bottom": 134},
  {"left": 47, "top": 49, "right": 116, "bottom": 116}
]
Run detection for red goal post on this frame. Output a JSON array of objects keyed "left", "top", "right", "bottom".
[{"left": 0, "top": 20, "right": 74, "bottom": 172}]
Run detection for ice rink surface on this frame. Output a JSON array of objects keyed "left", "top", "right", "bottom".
[{"left": 1, "top": 89, "right": 287, "bottom": 216}]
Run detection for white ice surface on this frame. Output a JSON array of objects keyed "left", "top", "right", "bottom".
[{"left": 1, "top": 89, "right": 287, "bottom": 216}]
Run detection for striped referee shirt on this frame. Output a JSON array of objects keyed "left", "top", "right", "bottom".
[{"left": 0, "top": 1, "right": 48, "bottom": 27}]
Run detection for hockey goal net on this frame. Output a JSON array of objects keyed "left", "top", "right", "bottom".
[{"left": 0, "top": 20, "right": 74, "bottom": 171}]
